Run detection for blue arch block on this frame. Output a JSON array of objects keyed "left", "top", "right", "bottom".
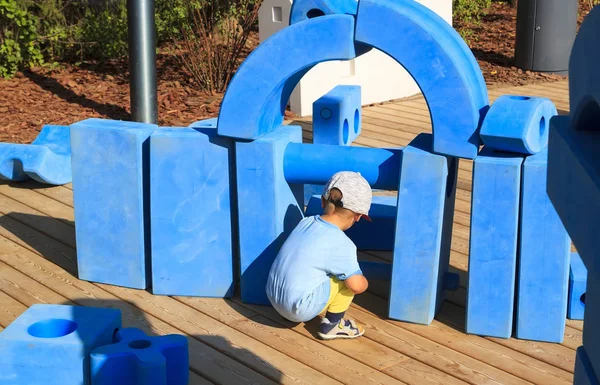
[
  {"left": 71, "top": 118, "right": 156, "bottom": 289},
  {"left": 290, "top": 0, "right": 358, "bottom": 25},
  {"left": 354, "top": 0, "right": 489, "bottom": 159},
  {"left": 0, "top": 125, "right": 71, "bottom": 185},
  {"left": 0, "top": 304, "right": 121, "bottom": 385},
  {"left": 569, "top": 252, "right": 587, "bottom": 320},
  {"left": 91, "top": 328, "right": 188, "bottom": 385},
  {"left": 480, "top": 95, "right": 557, "bottom": 154},
  {"left": 515, "top": 147, "right": 570, "bottom": 343},
  {"left": 218, "top": 15, "right": 356, "bottom": 140},
  {"left": 467, "top": 148, "right": 524, "bottom": 338},
  {"left": 150, "top": 126, "right": 234, "bottom": 298}
]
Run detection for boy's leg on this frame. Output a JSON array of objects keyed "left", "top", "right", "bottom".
[{"left": 318, "top": 277, "right": 365, "bottom": 340}]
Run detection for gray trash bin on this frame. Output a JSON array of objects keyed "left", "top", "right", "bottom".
[{"left": 514, "top": 0, "right": 578, "bottom": 75}]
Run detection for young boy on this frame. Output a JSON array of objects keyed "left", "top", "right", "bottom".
[{"left": 266, "top": 171, "right": 372, "bottom": 340}]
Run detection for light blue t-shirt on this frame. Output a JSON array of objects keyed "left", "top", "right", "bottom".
[{"left": 265, "top": 215, "right": 362, "bottom": 322}]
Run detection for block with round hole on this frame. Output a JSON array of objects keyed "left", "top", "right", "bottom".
[
  {"left": 90, "top": 328, "right": 188, "bottom": 385},
  {"left": 479, "top": 95, "right": 557, "bottom": 154},
  {"left": 289, "top": 0, "right": 358, "bottom": 25},
  {"left": 0, "top": 304, "right": 122, "bottom": 385},
  {"left": 569, "top": 251, "right": 587, "bottom": 320}
]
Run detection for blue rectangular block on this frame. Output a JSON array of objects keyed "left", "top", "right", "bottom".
[
  {"left": 0, "top": 304, "right": 121, "bottom": 385},
  {"left": 305, "top": 194, "right": 397, "bottom": 250},
  {"left": 515, "top": 148, "right": 571, "bottom": 343},
  {"left": 467, "top": 148, "right": 524, "bottom": 338},
  {"left": 235, "top": 126, "right": 305, "bottom": 305},
  {"left": 358, "top": 261, "right": 391, "bottom": 281},
  {"left": 574, "top": 347, "right": 600, "bottom": 385},
  {"left": 388, "top": 134, "right": 450, "bottom": 325},
  {"left": 569, "top": 251, "right": 588, "bottom": 320},
  {"left": 584, "top": 273, "right": 600, "bottom": 378},
  {"left": 150, "top": 127, "right": 234, "bottom": 297},
  {"left": 70, "top": 118, "right": 156, "bottom": 289}
]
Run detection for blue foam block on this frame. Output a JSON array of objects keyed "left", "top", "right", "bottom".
[
  {"left": 515, "top": 148, "right": 571, "bottom": 343},
  {"left": 358, "top": 261, "right": 391, "bottom": 281},
  {"left": 0, "top": 304, "right": 121, "bottom": 385},
  {"left": 189, "top": 117, "right": 218, "bottom": 128},
  {"left": 290, "top": 0, "right": 358, "bottom": 24},
  {"left": 218, "top": 15, "right": 356, "bottom": 140},
  {"left": 306, "top": 194, "right": 397, "bottom": 250},
  {"left": 149, "top": 127, "right": 234, "bottom": 297},
  {"left": 235, "top": 126, "right": 304, "bottom": 305},
  {"left": 388, "top": 134, "right": 450, "bottom": 324},
  {"left": 574, "top": 347, "right": 600, "bottom": 385},
  {"left": 480, "top": 95, "right": 557, "bottom": 155},
  {"left": 313, "top": 85, "right": 362, "bottom": 146},
  {"left": 70, "top": 118, "right": 156, "bottom": 289},
  {"left": 91, "top": 328, "right": 188, "bottom": 385},
  {"left": 584, "top": 273, "right": 600, "bottom": 378},
  {"left": 0, "top": 125, "right": 72, "bottom": 185},
  {"left": 467, "top": 148, "right": 524, "bottom": 338},
  {"left": 569, "top": 252, "right": 587, "bottom": 320},
  {"left": 354, "top": 0, "right": 489, "bottom": 159}
]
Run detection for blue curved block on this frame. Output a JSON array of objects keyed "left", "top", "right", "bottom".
[
  {"left": 218, "top": 15, "right": 356, "bottom": 140},
  {"left": 0, "top": 125, "right": 71, "bottom": 185},
  {"left": 480, "top": 95, "right": 557, "bottom": 154},
  {"left": 91, "top": 328, "right": 188, "bottom": 385},
  {"left": 0, "top": 304, "right": 121, "bottom": 385},
  {"left": 290, "top": 0, "right": 358, "bottom": 24},
  {"left": 150, "top": 126, "right": 234, "bottom": 297},
  {"left": 354, "top": 0, "right": 489, "bottom": 159},
  {"left": 189, "top": 117, "right": 218, "bottom": 128},
  {"left": 515, "top": 147, "right": 570, "bottom": 343},
  {"left": 467, "top": 148, "right": 524, "bottom": 338},
  {"left": 569, "top": 252, "right": 587, "bottom": 320}
]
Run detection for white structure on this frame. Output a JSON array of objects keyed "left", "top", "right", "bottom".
[{"left": 258, "top": 0, "right": 453, "bottom": 116}]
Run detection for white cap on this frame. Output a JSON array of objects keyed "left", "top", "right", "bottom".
[{"left": 322, "top": 171, "right": 372, "bottom": 221}]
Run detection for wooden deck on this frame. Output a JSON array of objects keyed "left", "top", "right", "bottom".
[{"left": 0, "top": 79, "right": 581, "bottom": 385}]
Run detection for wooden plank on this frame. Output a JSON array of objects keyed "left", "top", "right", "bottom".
[{"left": 0, "top": 183, "right": 74, "bottom": 224}]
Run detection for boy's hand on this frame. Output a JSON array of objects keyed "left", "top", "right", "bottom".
[{"left": 345, "top": 274, "right": 368, "bottom": 294}]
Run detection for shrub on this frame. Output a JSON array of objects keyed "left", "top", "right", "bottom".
[{"left": 453, "top": 0, "right": 492, "bottom": 41}]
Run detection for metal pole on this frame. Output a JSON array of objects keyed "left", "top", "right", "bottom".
[{"left": 127, "top": 0, "right": 158, "bottom": 124}]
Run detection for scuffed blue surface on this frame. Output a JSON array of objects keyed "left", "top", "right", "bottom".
[
  {"left": 235, "top": 126, "right": 304, "bottom": 305},
  {"left": 71, "top": 118, "right": 156, "bottom": 289},
  {"left": 150, "top": 126, "right": 234, "bottom": 298},
  {"left": 0, "top": 304, "right": 121, "bottom": 385},
  {"left": 0, "top": 125, "right": 71, "bottom": 185},
  {"left": 218, "top": 15, "right": 357, "bottom": 140},
  {"left": 480, "top": 95, "right": 557, "bottom": 154},
  {"left": 91, "top": 328, "right": 188, "bottom": 385},
  {"left": 467, "top": 148, "right": 524, "bottom": 338},
  {"left": 515, "top": 147, "right": 570, "bottom": 343},
  {"left": 569, "top": 252, "right": 587, "bottom": 320},
  {"left": 389, "top": 134, "right": 449, "bottom": 325},
  {"left": 354, "top": 0, "right": 488, "bottom": 159}
]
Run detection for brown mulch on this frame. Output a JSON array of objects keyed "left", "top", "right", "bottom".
[{"left": 0, "top": 2, "right": 597, "bottom": 144}]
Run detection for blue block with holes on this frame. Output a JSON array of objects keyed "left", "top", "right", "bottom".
[
  {"left": 236, "top": 125, "right": 304, "bottom": 305},
  {"left": 91, "top": 328, "right": 188, "bottom": 385},
  {"left": 0, "top": 125, "right": 72, "bottom": 185},
  {"left": 218, "top": 15, "right": 356, "bottom": 140},
  {"left": 290, "top": 0, "right": 358, "bottom": 24},
  {"left": 467, "top": 148, "right": 524, "bottom": 338},
  {"left": 313, "top": 85, "right": 362, "bottom": 146},
  {"left": 70, "top": 118, "right": 156, "bottom": 289},
  {"left": 0, "top": 304, "right": 121, "bottom": 385},
  {"left": 515, "top": 148, "right": 571, "bottom": 343},
  {"left": 150, "top": 126, "right": 234, "bottom": 298},
  {"left": 569, "top": 252, "right": 587, "bottom": 320},
  {"left": 480, "top": 95, "right": 557, "bottom": 155}
]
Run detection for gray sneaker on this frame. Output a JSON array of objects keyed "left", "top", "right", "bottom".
[{"left": 317, "top": 318, "right": 365, "bottom": 340}]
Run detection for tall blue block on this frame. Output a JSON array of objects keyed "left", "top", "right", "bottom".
[
  {"left": 218, "top": 15, "right": 356, "bottom": 140},
  {"left": 354, "top": 0, "right": 489, "bottom": 159},
  {"left": 150, "top": 127, "right": 234, "bottom": 297},
  {"left": 515, "top": 148, "right": 571, "bottom": 343},
  {"left": 467, "top": 148, "right": 524, "bottom": 338},
  {"left": 584, "top": 274, "right": 600, "bottom": 378},
  {"left": 388, "top": 134, "right": 451, "bottom": 324},
  {"left": 91, "top": 328, "right": 188, "bottom": 385},
  {"left": 0, "top": 304, "right": 122, "bottom": 385},
  {"left": 235, "top": 126, "right": 304, "bottom": 305},
  {"left": 70, "top": 118, "right": 156, "bottom": 289},
  {"left": 0, "top": 125, "right": 72, "bottom": 185},
  {"left": 574, "top": 347, "right": 600, "bottom": 385},
  {"left": 480, "top": 95, "right": 557, "bottom": 154},
  {"left": 569, "top": 252, "right": 587, "bottom": 320}
]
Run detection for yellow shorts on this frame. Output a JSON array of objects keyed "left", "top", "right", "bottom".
[{"left": 320, "top": 276, "right": 355, "bottom": 314}]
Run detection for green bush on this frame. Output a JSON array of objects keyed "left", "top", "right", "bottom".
[
  {"left": 0, "top": 0, "right": 43, "bottom": 78},
  {"left": 453, "top": 0, "right": 492, "bottom": 23}
]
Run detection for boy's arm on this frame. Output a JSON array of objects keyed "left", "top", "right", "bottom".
[{"left": 345, "top": 274, "right": 368, "bottom": 294}]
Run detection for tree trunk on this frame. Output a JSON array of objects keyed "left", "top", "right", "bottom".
[{"left": 509, "top": 0, "right": 518, "bottom": 8}]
